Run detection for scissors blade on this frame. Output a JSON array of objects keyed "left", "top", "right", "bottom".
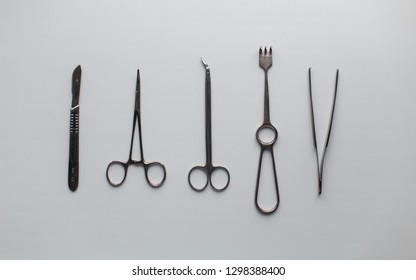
[
  {"left": 200, "top": 58, "right": 212, "bottom": 164},
  {"left": 71, "top": 65, "right": 82, "bottom": 107},
  {"left": 201, "top": 58, "right": 211, "bottom": 93},
  {"left": 135, "top": 69, "right": 141, "bottom": 111}
]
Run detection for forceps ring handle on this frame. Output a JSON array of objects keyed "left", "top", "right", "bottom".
[
  {"left": 255, "top": 124, "right": 280, "bottom": 214},
  {"left": 143, "top": 161, "right": 167, "bottom": 188},
  {"left": 106, "top": 161, "right": 129, "bottom": 187}
]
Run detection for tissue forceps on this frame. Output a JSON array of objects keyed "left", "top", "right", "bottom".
[
  {"left": 188, "top": 58, "right": 230, "bottom": 192},
  {"left": 106, "top": 70, "right": 166, "bottom": 188},
  {"left": 308, "top": 68, "right": 339, "bottom": 195},
  {"left": 255, "top": 47, "right": 280, "bottom": 214}
]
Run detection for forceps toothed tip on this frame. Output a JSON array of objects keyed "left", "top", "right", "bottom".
[
  {"left": 188, "top": 58, "right": 230, "bottom": 192},
  {"left": 68, "top": 65, "right": 82, "bottom": 191},
  {"left": 255, "top": 47, "right": 280, "bottom": 214},
  {"left": 106, "top": 69, "right": 167, "bottom": 188},
  {"left": 308, "top": 68, "right": 339, "bottom": 195}
]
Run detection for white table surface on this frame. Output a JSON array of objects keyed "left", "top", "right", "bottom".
[{"left": 1, "top": 0, "right": 416, "bottom": 259}]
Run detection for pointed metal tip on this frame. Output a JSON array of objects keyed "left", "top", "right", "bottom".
[
  {"left": 318, "top": 179, "right": 322, "bottom": 195},
  {"left": 201, "top": 58, "right": 209, "bottom": 70},
  {"left": 136, "top": 69, "right": 141, "bottom": 81},
  {"left": 135, "top": 69, "right": 141, "bottom": 91},
  {"left": 72, "top": 66, "right": 82, "bottom": 92},
  {"left": 73, "top": 65, "right": 82, "bottom": 76}
]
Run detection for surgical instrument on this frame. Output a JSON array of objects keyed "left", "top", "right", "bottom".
[
  {"left": 308, "top": 68, "right": 339, "bottom": 195},
  {"left": 68, "top": 65, "right": 81, "bottom": 191},
  {"left": 106, "top": 70, "right": 167, "bottom": 188},
  {"left": 255, "top": 47, "right": 280, "bottom": 214},
  {"left": 188, "top": 58, "right": 230, "bottom": 192}
]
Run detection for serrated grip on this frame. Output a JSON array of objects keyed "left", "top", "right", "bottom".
[{"left": 68, "top": 107, "right": 79, "bottom": 191}]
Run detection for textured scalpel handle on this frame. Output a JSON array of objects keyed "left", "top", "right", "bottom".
[{"left": 68, "top": 107, "right": 79, "bottom": 191}]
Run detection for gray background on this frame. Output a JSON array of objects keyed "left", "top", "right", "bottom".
[{"left": 1, "top": 0, "right": 416, "bottom": 259}]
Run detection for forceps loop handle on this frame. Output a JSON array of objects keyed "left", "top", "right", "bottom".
[
  {"left": 255, "top": 146, "right": 280, "bottom": 214},
  {"left": 143, "top": 161, "right": 167, "bottom": 188},
  {"left": 106, "top": 161, "right": 129, "bottom": 187}
]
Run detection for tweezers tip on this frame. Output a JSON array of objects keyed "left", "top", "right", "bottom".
[{"left": 318, "top": 179, "right": 323, "bottom": 195}]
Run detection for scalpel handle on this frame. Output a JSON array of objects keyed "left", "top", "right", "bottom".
[{"left": 68, "top": 106, "right": 79, "bottom": 191}]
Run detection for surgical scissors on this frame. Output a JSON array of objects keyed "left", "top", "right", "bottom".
[
  {"left": 106, "top": 70, "right": 166, "bottom": 188},
  {"left": 255, "top": 47, "right": 280, "bottom": 214},
  {"left": 188, "top": 58, "right": 230, "bottom": 192},
  {"left": 308, "top": 68, "right": 339, "bottom": 195}
]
